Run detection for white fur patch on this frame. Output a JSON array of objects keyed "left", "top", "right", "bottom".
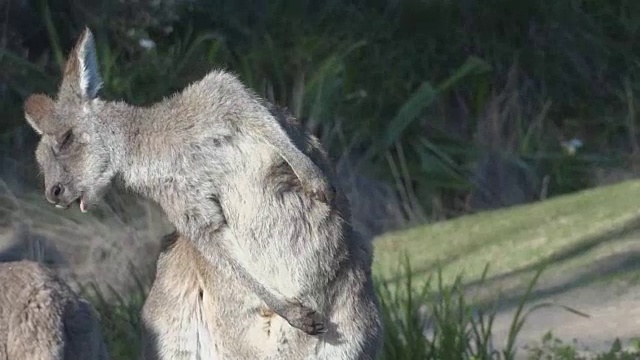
[
  {"left": 80, "top": 132, "right": 91, "bottom": 144},
  {"left": 77, "top": 30, "right": 103, "bottom": 99},
  {"left": 24, "top": 114, "right": 43, "bottom": 135}
]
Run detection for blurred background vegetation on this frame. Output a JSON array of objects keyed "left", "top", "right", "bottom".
[{"left": 3, "top": 0, "right": 640, "bottom": 229}]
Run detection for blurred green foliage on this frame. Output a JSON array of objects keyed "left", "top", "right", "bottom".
[{"left": 3, "top": 0, "right": 640, "bottom": 219}]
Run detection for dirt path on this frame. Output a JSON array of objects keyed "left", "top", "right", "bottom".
[{"left": 490, "top": 282, "right": 640, "bottom": 357}]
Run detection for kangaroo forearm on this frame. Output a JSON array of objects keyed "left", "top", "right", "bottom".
[
  {"left": 189, "top": 231, "right": 291, "bottom": 313},
  {"left": 192, "top": 234, "right": 327, "bottom": 335},
  {"left": 226, "top": 232, "right": 318, "bottom": 299},
  {"left": 222, "top": 255, "right": 299, "bottom": 320}
]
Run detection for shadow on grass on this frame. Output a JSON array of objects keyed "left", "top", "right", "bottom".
[
  {"left": 472, "top": 249, "right": 640, "bottom": 313},
  {"left": 463, "top": 215, "right": 640, "bottom": 310},
  {"left": 382, "top": 214, "right": 640, "bottom": 315}
]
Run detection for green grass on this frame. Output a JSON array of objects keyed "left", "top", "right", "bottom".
[{"left": 374, "top": 179, "right": 640, "bottom": 294}]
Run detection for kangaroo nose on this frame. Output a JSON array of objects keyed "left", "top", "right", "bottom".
[{"left": 47, "top": 183, "right": 64, "bottom": 203}]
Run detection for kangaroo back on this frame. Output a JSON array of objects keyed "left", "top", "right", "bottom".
[{"left": 0, "top": 260, "right": 109, "bottom": 360}]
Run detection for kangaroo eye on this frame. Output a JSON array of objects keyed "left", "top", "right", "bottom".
[{"left": 57, "top": 129, "right": 74, "bottom": 151}]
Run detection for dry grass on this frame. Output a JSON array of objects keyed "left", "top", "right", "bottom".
[{"left": 0, "top": 180, "right": 172, "bottom": 299}]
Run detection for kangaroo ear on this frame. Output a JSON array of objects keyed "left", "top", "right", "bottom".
[
  {"left": 24, "top": 94, "right": 55, "bottom": 135},
  {"left": 60, "top": 27, "right": 103, "bottom": 101}
]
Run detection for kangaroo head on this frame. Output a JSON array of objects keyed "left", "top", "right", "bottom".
[{"left": 24, "top": 28, "right": 115, "bottom": 212}]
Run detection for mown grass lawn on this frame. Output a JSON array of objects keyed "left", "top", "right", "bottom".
[{"left": 373, "top": 180, "right": 640, "bottom": 295}]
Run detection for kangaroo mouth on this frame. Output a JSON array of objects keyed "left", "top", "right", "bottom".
[
  {"left": 79, "top": 196, "right": 88, "bottom": 213},
  {"left": 54, "top": 193, "right": 88, "bottom": 213}
]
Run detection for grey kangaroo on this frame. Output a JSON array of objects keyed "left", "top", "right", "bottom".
[
  {"left": 0, "top": 260, "right": 109, "bottom": 360},
  {"left": 24, "top": 28, "right": 383, "bottom": 359}
]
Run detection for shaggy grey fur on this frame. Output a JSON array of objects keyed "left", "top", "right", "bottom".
[{"left": 24, "top": 28, "right": 383, "bottom": 359}]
